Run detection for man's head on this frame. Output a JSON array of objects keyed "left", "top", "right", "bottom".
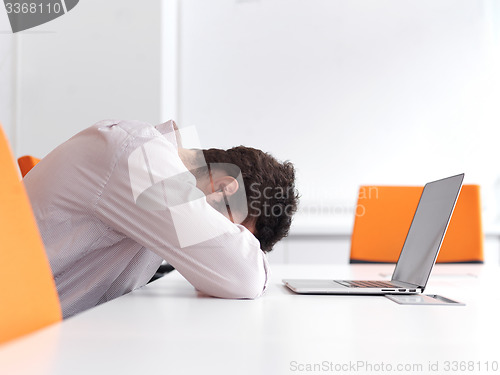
[{"left": 198, "top": 146, "right": 299, "bottom": 252}]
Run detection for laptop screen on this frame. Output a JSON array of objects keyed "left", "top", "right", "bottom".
[{"left": 392, "top": 174, "right": 464, "bottom": 288}]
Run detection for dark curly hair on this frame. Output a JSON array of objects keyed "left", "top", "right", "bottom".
[{"left": 202, "top": 146, "right": 299, "bottom": 252}]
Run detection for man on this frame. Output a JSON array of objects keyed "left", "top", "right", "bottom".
[{"left": 24, "top": 119, "right": 299, "bottom": 318}]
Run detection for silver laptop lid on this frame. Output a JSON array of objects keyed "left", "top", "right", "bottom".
[{"left": 391, "top": 174, "right": 464, "bottom": 289}]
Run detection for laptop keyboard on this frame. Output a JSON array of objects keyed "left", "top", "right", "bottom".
[{"left": 337, "top": 280, "right": 398, "bottom": 288}]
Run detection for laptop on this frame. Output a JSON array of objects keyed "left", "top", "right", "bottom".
[{"left": 283, "top": 173, "right": 464, "bottom": 295}]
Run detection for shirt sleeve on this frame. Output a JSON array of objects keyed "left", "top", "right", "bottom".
[{"left": 94, "top": 124, "right": 269, "bottom": 299}]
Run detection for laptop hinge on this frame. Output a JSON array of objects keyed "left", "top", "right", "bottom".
[{"left": 393, "top": 280, "right": 422, "bottom": 289}]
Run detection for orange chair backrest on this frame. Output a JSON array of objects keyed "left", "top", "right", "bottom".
[
  {"left": 0, "top": 125, "right": 61, "bottom": 345},
  {"left": 350, "top": 185, "right": 483, "bottom": 263},
  {"left": 18, "top": 155, "right": 41, "bottom": 177}
]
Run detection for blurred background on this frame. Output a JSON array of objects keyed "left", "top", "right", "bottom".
[{"left": 1, "top": 0, "right": 500, "bottom": 263}]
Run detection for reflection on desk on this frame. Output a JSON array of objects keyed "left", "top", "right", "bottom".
[{"left": 1, "top": 264, "right": 499, "bottom": 375}]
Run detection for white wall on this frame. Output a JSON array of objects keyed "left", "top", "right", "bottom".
[
  {"left": 2, "top": 0, "right": 500, "bottom": 240},
  {"left": 13, "top": 0, "right": 163, "bottom": 158},
  {"left": 0, "top": 8, "right": 15, "bottom": 146},
  {"left": 175, "top": 0, "right": 500, "bottom": 231}
]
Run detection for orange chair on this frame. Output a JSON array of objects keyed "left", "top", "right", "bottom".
[
  {"left": 350, "top": 185, "right": 484, "bottom": 264},
  {"left": 18, "top": 155, "right": 41, "bottom": 177},
  {"left": 0, "top": 125, "right": 61, "bottom": 345}
]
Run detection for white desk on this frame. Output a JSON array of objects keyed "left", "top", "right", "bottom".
[{"left": 1, "top": 264, "right": 500, "bottom": 375}]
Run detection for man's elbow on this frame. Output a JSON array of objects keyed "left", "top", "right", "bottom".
[
  {"left": 219, "top": 268, "right": 267, "bottom": 299},
  {"left": 235, "top": 276, "right": 267, "bottom": 299},
  {"left": 200, "top": 259, "right": 268, "bottom": 299}
]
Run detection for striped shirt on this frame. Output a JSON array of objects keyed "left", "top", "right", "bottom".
[{"left": 24, "top": 120, "right": 269, "bottom": 318}]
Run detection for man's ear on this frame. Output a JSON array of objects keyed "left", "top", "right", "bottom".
[{"left": 215, "top": 176, "right": 239, "bottom": 197}]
